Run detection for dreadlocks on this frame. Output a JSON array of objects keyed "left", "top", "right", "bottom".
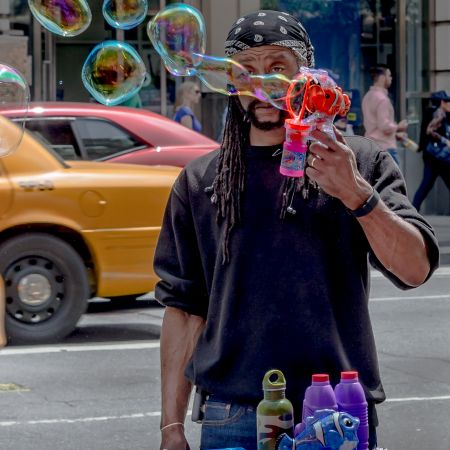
[{"left": 210, "top": 96, "right": 250, "bottom": 263}]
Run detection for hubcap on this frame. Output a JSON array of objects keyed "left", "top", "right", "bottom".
[
  {"left": 4, "top": 256, "right": 65, "bottom": 324},
  {"left": 18, "top": 274, "right": 52, "bottom": 306}
]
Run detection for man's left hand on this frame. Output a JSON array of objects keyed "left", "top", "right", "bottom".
[{"left": 305, "top": 128, "right": 373, "bottom": 211}]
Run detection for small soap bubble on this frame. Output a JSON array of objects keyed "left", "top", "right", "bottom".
[
  {"left": 102, "top": 0, "right": 148, "bottom": 30},
  {"left": 81, "top": 41, "right": 147, "bottom": 106},
  {"left": 28, "top": 0, "right": 92, "bottom": 37},
  {"left": 0, "top": 63, "right": 30, "bottom": 157},
  {"left": 147, "top": 3, "right": 206, "bottom": 76}
]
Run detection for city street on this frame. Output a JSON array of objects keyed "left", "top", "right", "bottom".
[{"left": 0, "top": 267, "right": 449, "bottom": 450}]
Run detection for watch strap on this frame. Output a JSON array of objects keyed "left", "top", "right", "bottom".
[{"left": 348, "top": 189, "right": 380, "bottom": 217}]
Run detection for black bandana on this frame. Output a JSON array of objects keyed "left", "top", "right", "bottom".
[{"left": 225, "top": 10, "right": 315, "bottom": 67}]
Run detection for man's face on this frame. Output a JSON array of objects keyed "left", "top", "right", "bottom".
[
  {"left": 383, "top": 69, "right": 393, "bottom": 89},
  {"left": 231, "top": 46, "right": 299, "bottom": 130}
]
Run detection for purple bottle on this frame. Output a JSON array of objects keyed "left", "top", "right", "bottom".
[
  {"left": 334, "top": 371, "right": 369, "bottom": 450},
  {"left": 301, "top": 373, "right": 338, "bottom": 423}
]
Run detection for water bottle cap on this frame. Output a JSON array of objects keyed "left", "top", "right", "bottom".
[
  {"left": 262, "top": 369, "right": 286, "bottom": 391},
  {"left": 312, "top": 373, "right": 329, "bottom": 383},
  {"left": 341, "top": 371, "right": 359, "bottom": 380}
]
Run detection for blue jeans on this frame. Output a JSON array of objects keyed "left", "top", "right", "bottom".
[
  {"left": 412, "top": 150, "right": 450, "bottom": 211},
  {"left": 200, "top": 396, "right": 379, "bottom": 449}
]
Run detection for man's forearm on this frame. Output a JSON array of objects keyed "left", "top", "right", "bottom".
[
  {"left": 160, "top": 306, "right": 205, "bottom": 428},
  {"left": 357, "top": 200, "right": 430, "bottom": 286}
]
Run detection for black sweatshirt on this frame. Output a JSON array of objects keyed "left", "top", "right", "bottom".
[{"left": 154, "top": 136, "right": 439, "bottom": 412}]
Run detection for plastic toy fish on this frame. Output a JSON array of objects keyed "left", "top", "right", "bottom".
[{"left": 276, "top": 409, "right": 359, "bottom": 450}]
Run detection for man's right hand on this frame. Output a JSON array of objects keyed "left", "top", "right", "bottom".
[
  {"left": 160, "top": 428, "right": 190, "bottom": 450},
  {"left": 397, "top": 119, "right": 408, "bottom": 131}
]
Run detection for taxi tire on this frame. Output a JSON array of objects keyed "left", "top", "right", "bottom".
[{"left": 0, "top": 233, "right": 89, "bottom": 344}]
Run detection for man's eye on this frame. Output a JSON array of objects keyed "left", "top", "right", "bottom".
[{"left": 271, "top": 66, "right": 285, "bottom": 73}]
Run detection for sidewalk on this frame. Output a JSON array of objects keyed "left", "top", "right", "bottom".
[{"left": 425, "top": 215, "right": 450, "bottom": 264}]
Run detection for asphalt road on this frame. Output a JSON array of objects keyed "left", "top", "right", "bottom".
[{"left": 0, "top": 267, "right": 449, "bottom": 450}]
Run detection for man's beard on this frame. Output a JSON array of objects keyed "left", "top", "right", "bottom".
[{"left": 246, "top": 99, "right": 289, "bottom": 131}]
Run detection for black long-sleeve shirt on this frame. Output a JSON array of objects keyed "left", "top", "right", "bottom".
[{"left": 154, "top": 136, "right": 439, "bottom": 412}]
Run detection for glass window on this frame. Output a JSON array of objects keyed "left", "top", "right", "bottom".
[
  {"left": 24, "top": 119, "right": 81, "bottom": 160},
  {"left": 74, "top": 118, "right": 144, "bottom": 160}
]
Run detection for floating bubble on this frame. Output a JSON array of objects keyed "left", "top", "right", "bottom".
[
  {"left": 102, "top": 0, "right": 148, "bottom": 30},
  {"left": 147, "top": 3, "right": 206, "bottom": 76},
  {"left": 148, "top": 4, "right": 350, "bottom": 126},
  {"left": 81, "top": 41, "right": 147, "bottom": 106},
  {"left": 28, "top": 0, "right": 92, "bottom": 37},
  {"left": 0, "top": 63, "right": 30, "bottom": 157},
  {"left": 189, "top": 54, "right": 300, "bottom": 111}
]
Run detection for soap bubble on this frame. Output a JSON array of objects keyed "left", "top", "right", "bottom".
[
  {"left": 147, "top": 5, "right": 350, "bottom": 122},
  {"left": 28, "top": 0, "right": 92, "bottom": 37},
  {"left": 102, "top": 0, "right": 148, "bottom": 30},
  {"left": 81, "top": 41, "right": 147, "bottom": 106},
  {"left": 147, "top": 3, "right": 206, "bottom": 76},
  {"left": 0, "top": 63, "right": 30, "bottom": 157}
]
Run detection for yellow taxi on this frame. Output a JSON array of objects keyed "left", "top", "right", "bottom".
[{"left": 0, "top": 116, "right": 180, "bottom": 344}]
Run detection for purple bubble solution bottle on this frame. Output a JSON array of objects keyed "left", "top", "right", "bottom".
[
  {"left": 301, "top": 373, "right": 338, "bottom": 423},
  {"left": 334, "top": 371, "right": 369, "bottom": 450}
]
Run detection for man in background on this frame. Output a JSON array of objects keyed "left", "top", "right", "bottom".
[{"left": 362, "top": 64, "right": 408, "bottom": 166}]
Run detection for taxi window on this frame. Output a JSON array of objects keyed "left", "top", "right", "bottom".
[
  {"left": 25, "top": 119, "right": 81, "bottom": 160},
  {"left": 74, "top": 118, "right": 144, "bottom": 160}
]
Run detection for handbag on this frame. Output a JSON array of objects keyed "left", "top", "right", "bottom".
[{"left": 425, "top": 140, "right": 450, "bottom": 162}]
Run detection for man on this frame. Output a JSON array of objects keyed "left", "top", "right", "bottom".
[
  {"left": 155, "top": 11, "right": 439, "bottom": 450},
  {"left": 362, "top": 64, "right": 408, "bottom": 166}
]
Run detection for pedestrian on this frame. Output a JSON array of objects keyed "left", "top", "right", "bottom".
[
  {"left": 362, "top": 64, "right": 408, "bottom": 166},
  {"left": 173, "top": 81, "right": 202, "bottom": 132},
  {"left": 412, "top": 90, "right": 450, "bottom": 211},
  {"left": 154, "top": 10, "right": 439, "bottom": 450}
]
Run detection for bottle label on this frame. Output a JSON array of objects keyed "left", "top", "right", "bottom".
[
  {"left": 280, "top": 149, "right": 306, "bottom": 177},
  {"left": 257, "top": 414, "right": 293, "bottom": 450}
]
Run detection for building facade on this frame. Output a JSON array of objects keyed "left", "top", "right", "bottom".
[{"left": 0, "top": 0, "right": 449, "bottom": 213}]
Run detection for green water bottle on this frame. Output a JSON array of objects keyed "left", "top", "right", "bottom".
[{"left": 256, "top": 369, "right": 294, "bottom": 450}]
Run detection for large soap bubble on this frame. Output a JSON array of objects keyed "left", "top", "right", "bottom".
[
  {"left": 102, "top": 0, "right": 148, "bottom": 30},
  {"left": 81, "top": 41, "right": 147, "bottom": 106},
  {"left": 147, "top": 3, "right": 206, "bottom": 76},
  {"left": 0, "top": 63, "right": 30, "bottom": 157},
  {"left": 28, "top": 0, "right": 92, "bottom": 37}
]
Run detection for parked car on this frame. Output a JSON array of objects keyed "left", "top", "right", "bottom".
[
  {"left": 1, "top": 102, "right": 219, "bottom": 167},
  {"left": 0, "top": 116, "right": 181, "bottom": 344}
]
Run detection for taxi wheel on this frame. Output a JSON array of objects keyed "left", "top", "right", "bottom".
[{"left": 0, "top": 233, "right": 89, "bottom": 344}]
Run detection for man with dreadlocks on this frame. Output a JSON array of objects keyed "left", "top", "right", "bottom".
[{"left": 154, "top": 10, "right": 438, "bottom": 450}]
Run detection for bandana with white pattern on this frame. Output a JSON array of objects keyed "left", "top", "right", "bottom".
[{"left": 225, "top": 10, "right": 315, "bottom": 67}]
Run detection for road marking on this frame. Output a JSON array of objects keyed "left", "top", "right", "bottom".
[
  {"left": 0, "top": 412, "right": 161, "bottom": 427},
  {"left": 2, "top": 396, "right": 450, "bottom": 428},
  {"left": 371, "top": 267, "right": 450, "bottom": 278},
  {"left": 0, "top": 383, "right": 30, "bottom": 393},
  {"left": 0, "top": 342, "right": 160, "bottom": 356},
  {"left": 386, "top": 395, "right": 450, "bottom": 403},
  {"left": 371, "top": 294, "right": 450, "bottom": 302}
]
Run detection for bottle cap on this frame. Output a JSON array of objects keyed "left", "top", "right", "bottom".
[
  {"left": 341, "top": 371, "right": 359, "bottom": 380},
  {"left": 262, "top": 369, "right": 286, "bottom": 391},
  {"left": 285, "top": 118, "right": 311, "bottom": 132},
  {"left": 312, "top": 373, "right": 329, "bottom": 383}
]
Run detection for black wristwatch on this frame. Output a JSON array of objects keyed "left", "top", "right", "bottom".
[{"left": 348, "top": 189, "right": 380, "bottom": 217}]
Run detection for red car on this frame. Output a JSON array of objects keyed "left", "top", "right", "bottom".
[{"left": 1, "top": 102, "right": 219, "bottom": 167}]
